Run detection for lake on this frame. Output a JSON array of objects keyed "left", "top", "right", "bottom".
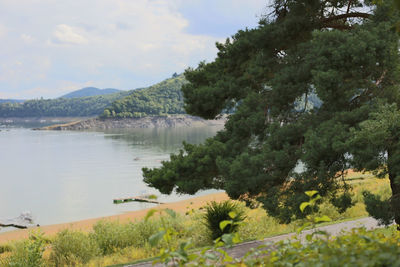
[{"left": 0, "top": 124, "right": 222, "bottom": 230}]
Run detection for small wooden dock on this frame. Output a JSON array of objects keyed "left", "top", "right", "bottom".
[{"left": 113, "top": 196, "right": 164, "bottom": 205}]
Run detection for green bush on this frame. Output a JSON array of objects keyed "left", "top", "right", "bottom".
[
  {"left": 91, "top": 220, "right": 138, "bottom": 255},
  {"left": 132, "top": 219, "right": 160, "bottom": 248},
  {"left": 50, "top": 229, "right": 100, "bottom": 266},
  {"left": 3, "top": 232, "right": 45, "bottom": 267},
  {"left": 203, "top": 200, "right": 246, "bottom": 240},
  {"left": 255, "top": 227, "right": 400, "bottom": 266}
]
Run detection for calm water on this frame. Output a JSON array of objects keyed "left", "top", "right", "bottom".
[{"left": 0, "top": 125, "right": 222, "bottom": 229}]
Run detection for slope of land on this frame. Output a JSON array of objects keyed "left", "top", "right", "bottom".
[
  {"left": 60, "top": 87, "right": 122, "bottom": 98},
  {"left": 0, "top": 75, "right": 185, "bottom": 118},
  {"left": 102, "top": 74, "right": 186, "bottom": 118}
]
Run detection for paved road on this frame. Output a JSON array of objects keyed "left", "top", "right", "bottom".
[{"left": 125, "top": 217, "right": 381, "bottom": 267}]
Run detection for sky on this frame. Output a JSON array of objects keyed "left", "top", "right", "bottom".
[{"left": 0, "top": 0, "right": 268, "bottom": 99}]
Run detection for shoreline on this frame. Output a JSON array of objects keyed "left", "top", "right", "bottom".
[
  {"left": 34, "top": 115, "right": 226, "bottom": 131},
  {"left": 0, "top": 192, "right": 229, "bottom": 244}
]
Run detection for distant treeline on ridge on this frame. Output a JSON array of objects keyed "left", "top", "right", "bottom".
[{"left": 0, "top": 75, "right": 186, "bottom": 118}]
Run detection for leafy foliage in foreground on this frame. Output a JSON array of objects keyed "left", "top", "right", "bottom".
[
  {"left": 203, "top": 200, "right": 246, "bottom": 240},
  {"left": 0, "top": 176, "right": 392, "bottom": 266},
  {"left": 143, "top": 0, "right": 400, "bottom": 226},
  {"left": 257, "top": 227, "right": 400, "bottom": 267},
  {"left": 147, "top": 191, "right": 400, "bottom": 267},
  {"left": 144, "top": 197, "right": 399, "bottom": 266}
]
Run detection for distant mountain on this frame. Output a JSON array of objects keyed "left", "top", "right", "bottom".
[
  {"left": 60, "top": 87, "right": 123, "bottom": 98},
  {"left": 0, "top": 99, "right": 25, "bottom": 104}
]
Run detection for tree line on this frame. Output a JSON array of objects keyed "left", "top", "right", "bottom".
[{"left": 0, "top": 75, "right": 186, "bottom": 118}]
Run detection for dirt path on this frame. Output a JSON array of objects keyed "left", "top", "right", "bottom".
[{"left": 127, "top": 217, "right": 381, "bottom": 267}]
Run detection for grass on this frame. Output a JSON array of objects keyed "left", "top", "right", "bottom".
[{"left": 0, "top": 171, "right": 394, "bottom": 266}]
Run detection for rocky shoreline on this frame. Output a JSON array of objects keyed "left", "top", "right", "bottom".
[{"left": 34, "top": 115, "right": 225, "bottom": 130}]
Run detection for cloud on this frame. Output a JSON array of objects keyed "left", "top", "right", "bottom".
[
  {"left": 0, "top": 24, "right": 7, "bottom": 38},
  {"left": 21, "top": 34, "right": 35, "bottom": 44},
  {"left": 0, "top": 0, "right": 265, "bottom": 99},
  {"left": 52, "top": 24, "right": 88, "bottom": 45}
]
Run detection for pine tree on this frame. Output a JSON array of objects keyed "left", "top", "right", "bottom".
[{"left": 143, "top": 0, "right": 400, "bottom": 225}]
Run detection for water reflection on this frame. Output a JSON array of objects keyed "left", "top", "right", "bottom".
[
  {"left": 0, "top": 125, "right": 223, "bottom": 229},
  {"left": 102, "top": 127, "right": 221, "bottom": 152}
]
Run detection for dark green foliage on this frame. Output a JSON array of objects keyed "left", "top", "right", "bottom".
[
  {"left": 143, "top": 0, "right": 400, "bottom": 225},
  {"left": 203, "top": 200, "right": 246, "bottom": 240},
  {"left": 363, "top": 191, "right": 394, "bottom": 226},
  {"left": 331, "top": 192, "right": 355, "bottom": 214},
  {"left": 102, "top": 75, "right": 187, "bottom": 118}
]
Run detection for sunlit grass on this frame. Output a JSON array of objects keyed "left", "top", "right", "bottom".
[{"left": 0, "top": 171, "right": 393, "bottom": 266}]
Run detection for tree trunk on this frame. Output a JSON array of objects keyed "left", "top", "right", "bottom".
[{"left": 387, "top": 147, "right": 400, "bottom": 229}]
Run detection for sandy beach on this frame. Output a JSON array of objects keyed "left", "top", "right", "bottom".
[{"left": 0, "top": 192, "right": 229, "bottom": 244}]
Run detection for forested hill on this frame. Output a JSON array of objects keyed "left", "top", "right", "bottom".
[
  {"left": 102, "top": 74, "right": 186, "bottom": 118},
  {"left": 60, "top": 87, "right": 122, "bottom": 98},
  {"left": 0, "top": 74, "right": 186, "bottom": 118},
  {"left": 0, "top": 91, "right": 131, "bottom": 117}
]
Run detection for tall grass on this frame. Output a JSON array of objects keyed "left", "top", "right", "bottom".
[
  {"left": 0, "top": 172, "right": 391, "bottom": 266},
  {"left": 1, "top": 231, "right": 46, "bottom": 267},
  {"left": 49, "top": 230, "right": 100, "bottom": 266}
]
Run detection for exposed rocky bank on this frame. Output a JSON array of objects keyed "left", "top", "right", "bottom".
[{"left": 34, "top": 115, "right": 225, "bottom": 130}]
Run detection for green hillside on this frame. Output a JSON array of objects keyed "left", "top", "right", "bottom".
[
  {"left": 0, "top": 91, "right": 130, "bottom": 117},
  {"left": 102, "top": 74, "right": 186, "bottom": 118},
  {"left": 0, "top": 75, "right": 186, "bottom": 118}
]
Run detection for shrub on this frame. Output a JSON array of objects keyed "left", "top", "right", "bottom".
[
  {"left": 254, "top": 227, "right": 400, "bottom": 266},
  {"left": 203, "top": 200, "right": 246, "bottom": 240},
  {"left": 50, "top": 229, "right": 100, "bottom": 266},
  {"left": 3, "top": 231, "right": 45, "bottom": 267},
  {"left": 132, "top": 219, "right": 160, "bottom": 248},
  {"left": 91, "top": 220, "right": 137, "bottom": 255}
]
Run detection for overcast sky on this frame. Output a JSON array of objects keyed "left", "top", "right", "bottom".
[{"left": 0, "top": 0, "right": 267, "bottom": 99}]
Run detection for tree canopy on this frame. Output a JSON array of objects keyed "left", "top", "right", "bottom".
[
  {"left": 143, "top": 0, "right": 400, "bottom": 225},
  {"left": 102, "top": 75, "right": 186, "bottom": 118}
]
